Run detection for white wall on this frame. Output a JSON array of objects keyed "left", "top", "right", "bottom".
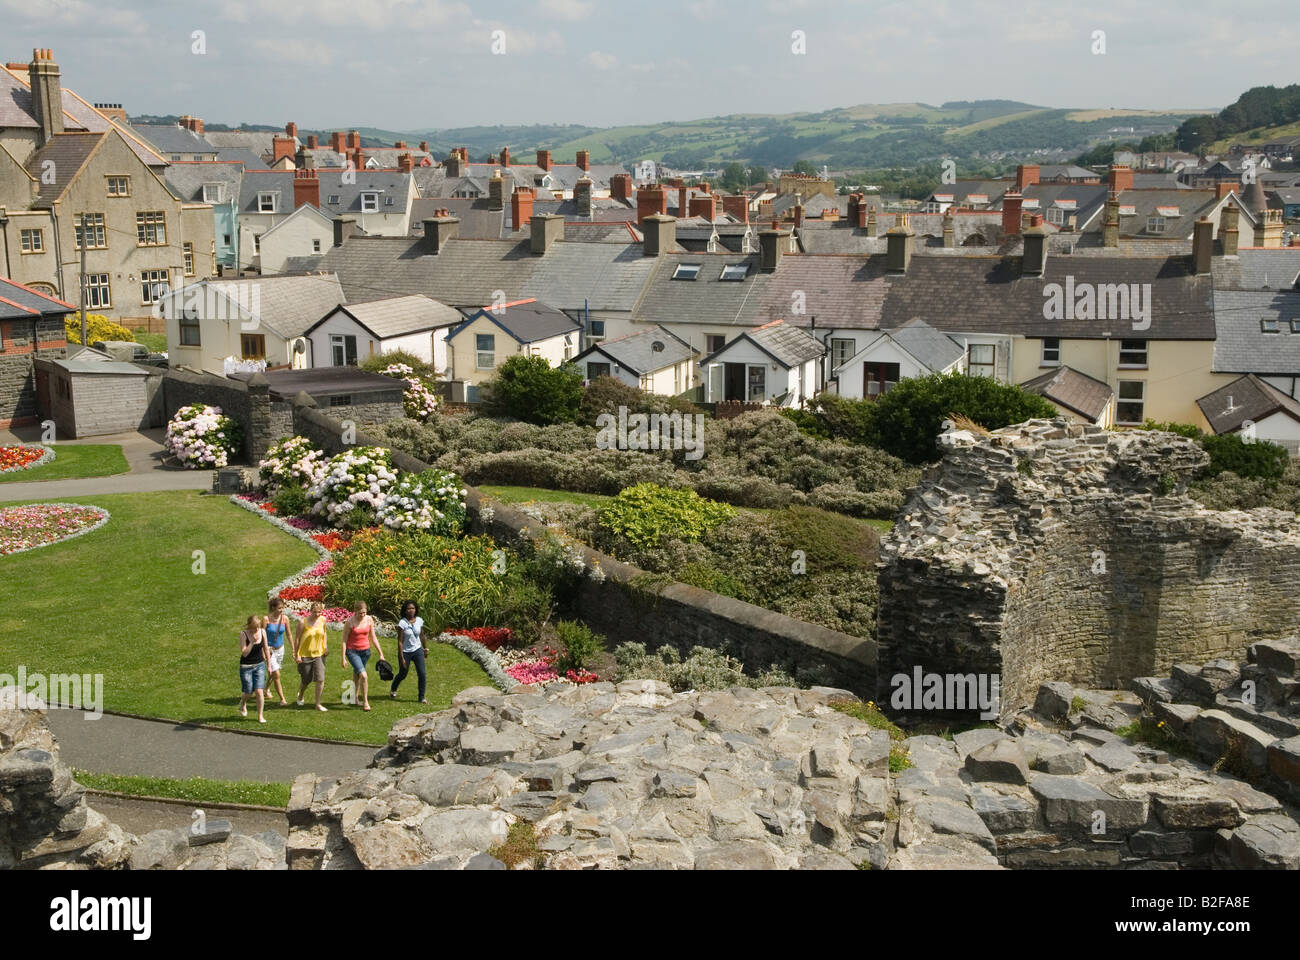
[
  {"left": 259, "top": 213, "right": 332, "bottom": 274},
  {"left": 308, "top": 310, "right": 450, "bottom": 371},
  {"left": 704, "top": 338, "right": 792, "bottom": 404},
  {"left": 1248, "top": 411, "right": 1300, "bottom": 454}
]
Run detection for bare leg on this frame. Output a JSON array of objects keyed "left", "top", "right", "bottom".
[
  {"left": 256, "top": 688, "right": 266, "bottom": 723},
  {"left": 359, "top": 671, "right": 370, "bottom": 711},
  {"left": 239, "top": 693, "right": 248, "bottom": 717},
  {"left": 314, "top": 679, "right": 326, "bottom": 711}
]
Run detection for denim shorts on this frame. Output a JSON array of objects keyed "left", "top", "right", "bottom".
[
  {"left": 346, "top": 648, "right": 371, "bottom": 674},
  {"left": 240, "top": 661, "right": 267, "bottom": 694}
]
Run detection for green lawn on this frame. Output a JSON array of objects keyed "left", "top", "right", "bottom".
[
  {"left": 477, "top": 484, "right": 612, "bottom": 508},
  {"left": 0, "top": 444, "right": 128, "bottom": 484},
  {"left": 132, "top": 332, "right": 168, "bottom": 352},
  {"left": 0, "top": 491, "right": 490, "bottom": 744},
  {"left": 74, "top": 770, "right": 291, "bottom": 808}
]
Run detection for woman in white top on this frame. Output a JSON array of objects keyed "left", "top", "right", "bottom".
[{"left": 390, "top": 600, "right": 429, "bottom": 704}]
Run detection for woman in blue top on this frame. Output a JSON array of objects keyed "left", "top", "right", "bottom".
[
  {"left": 263, "top": 598, "right": 291, "bottom": 707},
  {"left": 390, "top": 600, "right": 429, "bottom": 704}
]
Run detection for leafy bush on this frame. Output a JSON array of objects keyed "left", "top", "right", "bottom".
[
  {"left": 272, "top": 483, "right": 310, "bottom": 518},
  {"left": 597, "top": 483, "right": 736, "bottom": 548},
  {"left": 324, "top": 530, "right": 552, "bottom": 637},
  {"left": 65, "top": 314, "right": 135, "bottom": 345},
  {"left": 373, "top": 468, "right": 467, "bottom": 535},
  {"left": 163, "top": 404, "right": 241, "bottom": 468},
  {"left": 783, "top": 394, "right": 876, "bottom": 446},
  {"left": 360, "top": 349, "right": 433, "bottom": 380},
  {"left": 1190, "top": 460, "right": 1300, "bottom": 513},
  {"left": 309, "top": 446, "right": 397, "bottom": 527},
  {"left": 865, "top": 373, "right": 1059, "bottom": 464},
  {"left": 613, "top": 642, "right": 797, "bottom": 691},
  {"left": 552, "top": 620, "right": 605, "bottom": 674},
  {"left": 578, "top": 375, "right": 699, "bottom": 422},
  {"left": 1135, "top": 420, "right": 1289, "bottom": 481},
  {"left": 1139, "top": 419, "right": 1205, "bottom": 440},
  {"left": 482, "top": 355, "right": 584, "bottom": 425},
  {"left": 259, "top": 436, "right": 326, "bottom": 492},
  {"left": 378, "top": 363, "right": 439, "bottom": 422}
]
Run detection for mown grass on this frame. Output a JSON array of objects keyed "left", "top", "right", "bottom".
[
  {"left": 0, "top": 491, "right": 490, "bottom": 744},
  {"left": 73, "top": 769, "right": 291, "bottom": 807},
  {"left": 0, "top": 444, "right": 128, "bottom": 484}
]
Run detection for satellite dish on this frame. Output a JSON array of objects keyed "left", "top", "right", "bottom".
[
  {"left": 651, "top": 340, "right": 665, "bottom": 352},
  {"left": 293, "top": 338, "right": 307, "bottom": 355}
]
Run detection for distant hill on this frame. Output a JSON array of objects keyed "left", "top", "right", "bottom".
[{"left": 1179, "top": 85, "right": 1300, "bottom": 154}]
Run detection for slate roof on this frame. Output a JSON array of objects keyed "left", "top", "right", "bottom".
[
  {"left": 286, "top": 235, "right": 655, "bottom": 313},
  {"left": 1213, "top": 249, "right": 1300, "bottom": 291},
  {"left": 48, "top": 344, "right": 152, "bottom": 376},
  {"left": 23, "top": 131, "right": 104, "bottom": 206},
  {"left": 230, "top": 365, "right": 400, "bottom": 400},
  {"left": 1019, "top": 365, "right": 1114, "bottom": 422},
  {"left": 1083, "top": 189, "right": 1222, "bottom": 239},
  {"left": 213, "top": 146, "right": 270, "bottom": 170},
  {"left": 1197, "top": 374, "right": 1300, "bottom": 434},
  {"left": 717, "top": 320, "right": 825, "bottom": 367},
  {"left": 1210, "top": 290, "right": 1300, "bottom": 374},
  {"left": 0, "top": 277, "right": 75, "bottom": 320},
  {"left": 1037, "top": 164, "right": 1102, "bottom": 181},
  {"left": 129, "top": 123, "right": 219, "bottom": 157},
  {"left": 310, "top": 294, "right": 462, "bottom": 339},
  {"left": 634, "top": 253, "right": 769, "bottom": 329},
  {"left": 204, "top": 130, "right": 278, "bottom": 160},
  {"left": 239, "top": 170, "right": 413, "bottom": 215},
  {"left": 883, "top": 318, "right": 966, "bottom": 372},
  {"left": 163, "top": 161, "right": 243, "bottom": 203},
  {"left": 450, "top": 299, "right": 579, "bottom": 344},
  {"left": 411, "top": 198, "right": 503, "bottom": 239},
  {"left": 199, "top": 274, "right": 346, "bottom": 340},
  {"left": 573, "top": 325, "right": 696, "bottom": 374}
]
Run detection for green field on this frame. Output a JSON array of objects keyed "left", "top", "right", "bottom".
[
  {"left": 0, "top": 444, "right": 128, "bottom": 484},
  {"left": 0, "top": 491, "right": 489, "bottom": 744}
]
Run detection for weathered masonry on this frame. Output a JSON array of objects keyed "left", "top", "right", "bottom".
[{"left": 877, "top": 419, "right": 1300, "bottom": 717}]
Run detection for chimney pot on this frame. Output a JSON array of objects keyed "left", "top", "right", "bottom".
[
  {"left": 422, "top": 214, "right": 459, "bottom": 254},
  {"left": 759, "top": 225, "right": 787, "bottom": 272},
  {"left": 1021, "top": 219, "right": 1049, "bottom": 276}
]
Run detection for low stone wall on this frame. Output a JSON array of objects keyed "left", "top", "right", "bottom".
[
  {"left": 878, "top": 419, "right": 1300, "bottom": 719},
  {"left": 162, "top": 367, "right": 268, "bottom": 463},
  {"left": 290, "top": 401, "right": 877, "bottom": 693}
]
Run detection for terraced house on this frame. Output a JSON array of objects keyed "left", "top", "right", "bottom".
[{"left": 0, "top": 50, "right": 214, "bottom": 323}]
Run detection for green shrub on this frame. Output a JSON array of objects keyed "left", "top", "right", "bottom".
[
  {"left": 360, "top": 349, "right": 433, "bottom": 380},
  {"left": 552, "top": 620, "right": 605, "bottom": 674},
  {"left": 865, "top": 372, "right": 1059, "bottom": 464},
  {"left": 324, "top": 530, "right": 553, "bottom": 639},
  {"left": 597, "top": 483, "right": 736, "bottom": 548},
  {"left": 1199, "top": 433, "right": 1288, "bottom": 481},
  {"left": 481, "top": 355, "right": 584, "bottom": 425},
  {"left": 783, "top": 394, "right": 877, "bottom": 445},
  {"left": 613, "top": 642, "right": 796, "bottom": 691},
  {"left": 578, "top": 375, "right": 699, "bottom": 422},
  {"left": 65, "top": 314, "right": 135, "bottom": 345},
  {"left": 1139, "top": 419, "right": 1204, "bottom": 440},
  {"left": 271, "top": 482, "right": 310, "bottom": 518}
]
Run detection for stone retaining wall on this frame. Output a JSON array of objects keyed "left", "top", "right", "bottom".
[{"left": 878, "top": 419, "right": 1300, "bottom": 719}]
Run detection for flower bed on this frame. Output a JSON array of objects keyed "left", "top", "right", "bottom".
[
  {"left": 0, "top": 444, "right": 55, "bottom": 474},
  {"left": 0, "top": 503, "right": 109, "bottom": 556},
  {"left": 259, "top": 436, "right": 327, "bottom": 492}
]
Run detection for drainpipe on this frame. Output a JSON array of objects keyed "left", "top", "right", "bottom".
[
  {"left": 50, "top": 205, "right": 68, "bottom": 301},
  {"left": 0, "top": 210, "right": 11, "bottom": 278}
]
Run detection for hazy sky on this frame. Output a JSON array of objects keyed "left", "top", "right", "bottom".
[{"left": 3, "top": 0, "right": 1295, "bottom": 131}]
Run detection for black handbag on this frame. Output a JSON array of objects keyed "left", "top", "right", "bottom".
[{"left": 375, "top": 658, "right": 394, "bottom": 682}]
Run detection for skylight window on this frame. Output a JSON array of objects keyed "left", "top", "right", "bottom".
[
  {"left": 719, "top": 264, "right": 748, "bottom": 281},
  {"left": 1291, "top": 318, "right": 1300, "bottom": 334},
  {"left": 328, "top": 194, "right": 341, "bottom": 204},
  {"left": 672, "top": 263, "right": 701, "bottom": 281},
  {"left": 1261, "top": 317, "right": 1281, "bottom": 333}
]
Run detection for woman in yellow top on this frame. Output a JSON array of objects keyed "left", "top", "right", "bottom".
[{"left": 292, "top": 602, "right": 330, "bottom": 712}]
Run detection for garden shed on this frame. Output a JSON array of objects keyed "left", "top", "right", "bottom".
[{"left": 33, "top": 345, "right": 164, "bottom": 438}]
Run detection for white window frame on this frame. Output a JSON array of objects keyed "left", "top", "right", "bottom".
[
  {"left": 1146, "top": 216, "right": 1166, "bottom": 234},
  {"left": 1041, "top": 337, "right": 1060, "bottom": 365},
  {"left": 360, "top": 192, "right": 379, "bottom": 213},
  {"left": 140, "top": 269, "right": 170, "bottom": 305},
  {"left": 85, "top": 273, "right": 111, "bottom": 310},
  {"left": 830, "top": 337, "right": 854, "bottom": 371},
  {"left": 106, "top": 175, "right": 130, "bottom": 197},
  {"left": 75, "top": 213, "right": 106, "bottom": 250},
  {"left": 1116, "top": 380, "right": 1145, "bottom": 425},
  {"left": 968, "top": 342, "right": 996, "bottom": 378},
  {"left": 587, "top": 319, "right": 606, "bottom": 342},
  {"left": 202, "top": 183, "right": 224, "bottom": 203},
  {"left": 672, "top": 263, "right": 701, "bottom": 281},
  {"left": 1118, "top": 338, "right": 1148, "bottom": 368},
  {"left": 330, "top": 334, "right": 357, "bottom": 366},
  {"left": 183, "top": 242, "right": 194, "bottom": 276},
  {"left": 1046, "top": 207, "right": 1065, "bottom": 225},
  {"left": 257, "top": 192, "right": 278, "bottom": 214},
  {"left": 475, "top": 333, "right": 495, "bottom": 370},
  {"left": 136, "top": 211, "right": 166, "bottom": 246}
]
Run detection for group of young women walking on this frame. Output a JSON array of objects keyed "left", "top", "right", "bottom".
[{"left": 237, "top": 599, "right": 431, "bottom": 722}]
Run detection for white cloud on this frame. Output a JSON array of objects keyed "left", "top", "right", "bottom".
[{"left": 587, "top": 51, "right": 617, "bottom": 70}]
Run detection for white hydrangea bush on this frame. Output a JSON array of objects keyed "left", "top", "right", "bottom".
[
  {"left": 375, "top": 469, "right": 468, "bottom": 535},
  {"left": 164, "top": 404, "right": 241, "bottom": 469},
  {"left": 258, "top": 436, "right": 327, "bottom": 492},
  {"left": 381, "top": 363, "right": 439, "bottom": 422},
  {"left": 309, "top": 446, "right": 397, "bottom": 527}
]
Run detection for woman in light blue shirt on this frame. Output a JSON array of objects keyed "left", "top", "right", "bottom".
[{"left": 390, "top": 600, "right": 429, "bottom": 703}]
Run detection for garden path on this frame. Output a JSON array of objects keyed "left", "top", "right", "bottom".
[
  {"left": 45, "top": 709, "right": 378, "bottom": 783},
  {"left": 0, "top": 428, "right": 210, "bottom": 502}
]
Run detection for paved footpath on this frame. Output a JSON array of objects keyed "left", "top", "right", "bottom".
[
  {"left": 0, "top": 428, "right": 210, "bottom": 502},
  {"left": 46, "top": 710, "right": 379, "bottom": 783}
]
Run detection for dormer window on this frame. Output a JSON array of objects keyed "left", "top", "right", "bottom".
[
  {"left": 202, "top": 183, "right": 224, "bottom": 203},
  {"left": 672, "top": 263, "right": 701, "bottom": 281},
  {"left": 384, "top": 196, "right": 394, "bottom": 206},
  {"left": 258, "top": 192, "right": 278, "bottom": 213},
  {"left": 328, "top": 194, "right": 341, "bottom": 204},
  {"left": 361, "top": 192, "right": 379, "bottom": 212},
  {"left": 1146, "top": 216, "right": 1166, "bottom": 234}
]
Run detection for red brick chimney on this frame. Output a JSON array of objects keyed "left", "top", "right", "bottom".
[
  {"left": 637, "top": 185, "right": 667, "bottom": 224},
  {"left": 610, "top": 173, "right": 633, "bottom": 203},
  {"left": 397, "top": 153, "right": 414, "bottom": 173},
  {"left": 272, "top": 135, "right": 296, "bottom": 165},
  {"left": 722, "top": 195, "right": 748, "bottom": 222},
  {"left": 537, "top": 149, "right": 552, "bottom": 171},
  {"left": 792, "top": 203, "right": 804, "bottom": 229},
  {"left": 420, "top": 141, "right": 429, "bottom": 153},
  {"left": 349, "top": 147, "right": 363, "bottom": 172},
  {"left": 179, "top": 115, "right": 205, "bottom": 135},
  {"left": 1002, "top": 190, "right": 1024, "bottom": 236},
  {"left": 1015, "top": 164, "right": 1039, "bottom": 191},
  {"left": 690, "top": 192, "right": 717, "bottom": 221},
  {"left": 511, "top": 187, "right": 535, "bottom": 232},
  {"left": 1107, "top": 164, "right": 1134, "bottom": 193},
  {"left": 501, "top": 146, "right": 511, "bottom": 166},
  {"left": 330, "top": 131, "right": 346, "bottom": 153},
  {"left": 285, "top": 121, "right": 298, "bottom": 139},
  {"left": 306, "top": 134, "right": 319, "bottom": 149},
  {"left": 576, "top": 149, "right": 590, "bottom": 171},
  {"left": 678, "top": 186, "right": 688, "bottom": 219},
  {"left": 347, "top": 130, "right": 361, "bottom": 150},
  {"left": 293, "top": 169, "right": 320, "bottom": 209},
  {"left": 1216, "top": 182, "right": 1236, "bottom": 200}
]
